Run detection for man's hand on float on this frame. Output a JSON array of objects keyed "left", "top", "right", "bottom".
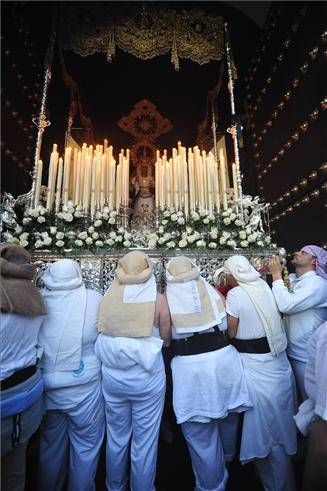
[{"left": 269, "top": 256, "right": 283, "bottom": 281}]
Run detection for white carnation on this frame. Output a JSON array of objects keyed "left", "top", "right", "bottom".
[
  {"left": 186, "top": 226, "right": 193, "bottom": 234},
  {"left": 239, "top": 231, "right": 246, "bottom": 240},
  {"left": 78, "top": 231, "right": 88, "bottom": 240},
  {"left": 57, "top": 212, "right": 65, "bottom": 219},
  {"left": 240, "top": 240, "right": 249, "bottom": 248},
  {"left": 219, "top": 237, "right": 226, "bottom": 245},
  {"left": 23, "top": 217, "right": 31, "bottom": 225},
  {"left": 95, "top": 211, "right": 103, "bottom": 220},
  {"left": 108, "top": 217, "right": 116, "bottom": 225},
  {"left": 56, "top": 232, "right": 64, "bottom": 240},
  {"left": 191, "top": 211, "right": 199, "bottom": 221},
  {"left": 203, "top": 218, "right": 209, "bottom": 224},
  {"left": 257, "top": 241, "right": 264, "bottom": 247},
  {"left": 94, "top": 220, "right": 102, "bottom": 228},
  {"left": 109, "top": 231, "right": 116, "bottom": 239},
  {"left": 102, "top": 213, "right": 109, "bottom": 220},
  {"left": 19, "top": 232, "right": 29, "bottom": 240},
  {"left": 158, "top": 237, "right": 165, "bottom": 245},
  {"left": 208, "top": 242, "right": 217, "bottom": 249},
  {"left": 162, "top": 219, "right": 168, "bottom": 225},
  {"left": 163, "top": 210, "right": 171, "bottom": 217},
  {"left": 95, "top": 240, "right": 104, "bottom": 247},
  {"left": 74, "top": 239, "right": 83, "bottom": 247},
  {"left": 177, "top": 217, "right": 185, "bottom": 225},
  {"left": 223, "top": 218, "right": 231, "bottom": 225},
  {"left": 20, "top": 240, "right": 28, "bottom": 247},
  {"left": 227, "top": 240, "right": 237, "bottom": 248},
  {"left": 230, "top": 213, "right": 236, "bottom": 221},
  {"left": 124, "top": 232, "right": 132, "bottom": 240},
  {"left": 85, "top": 237, "right": 93, "bottom": 245},
  {"left": 196, "top": 239, "right": 206, "bottom": 247},
  {"left": 92, "top": 232, "right": 99, "bottom": 240},
  {"left": 235, "top": 219, "right": 242, "bottom": 226},
  {"left": 148, "top": 239, "right": 157, "bottom": 249},
  {"left": 178, "top": 239, "right": 187, "bottom": 248},
  {"left": 50, "top": 226, "right": 57, "bottom": 235},
  {"left": 74, "top": 211, "right": 82, "bottom": 218},
  {"left": 63, "top": 213, "right": 73, "bottom": 222},
  {"left": 247, "top": 235, "right": 256, "bottom": 243},
  {"left": 199, "top": 209, "right": 207, "bottom": 217},
  {"left": 167, "top": 241, "right": 176, "bottom": 249},
  {"left": 123, "top": 240, "right": 132, "bottom": 248},
  {"left": 115, "top": 235, "right": 123, "bottom": 242},
  {"left": 118, "top": 227, "right": 125, "bottom": 234},
  {"left": 35, "top": 239, "right": 43, "bottom": 248},
  {"left": 37, "top": 216, "right": 46, "bottom": 223},
  {"left": 56, "top": 240, "right": 64, "bottom": 247},
  {"left": 187, "top": 235, "right": 195, "bottom": 244},
  {"left": 88, "top": 226, "right": 95, "bottom": 233},
  {"left": 43, "top": 237, "right": 52, "bottom": 246},
  {"left": 106, "top": 239, "right": 114, "bottom": 246}
]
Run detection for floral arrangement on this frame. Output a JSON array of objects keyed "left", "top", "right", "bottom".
[{"left": 2, "top": 200, "right": 276, "bottom": 253}]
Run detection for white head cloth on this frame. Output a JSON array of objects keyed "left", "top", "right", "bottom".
[
  {"left": 224, "top": 255, "right": 287, "bottom": 356},
  {"left": 166, "top": 256, "right": 225, "bottom": 334},
  {"left": 39, "top": 259, "right": 87, "bottom": 372}
]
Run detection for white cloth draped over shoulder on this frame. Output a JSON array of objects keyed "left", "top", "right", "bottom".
[
  {"left": 223, "top": 255, "right": 287, "bottom": 356},
  {"left": 166, "top": 257, "right": 252, "bottom": 424},
  {"left": 39, "top": 259, "right": 103, "bottom": 408}
]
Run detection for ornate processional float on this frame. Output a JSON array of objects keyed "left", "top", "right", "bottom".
[{"left": 1, "top": 4, "right": 286, "bottom": 291}]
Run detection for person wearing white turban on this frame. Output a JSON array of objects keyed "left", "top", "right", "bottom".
[
  {"left": 95, "top": 251, "right": 170, "bottom": 491},
  {"left": 166, "top": 256, "right": 252, "bottom": 491},
  {"left": 224, "top": 255, "right": 297, "bottom": 491},
  {"left": 38, "top": 259, "right": 105, "bottom": 491}
]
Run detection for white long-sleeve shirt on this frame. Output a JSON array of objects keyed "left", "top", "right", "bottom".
[
  {"left": 272, "top": 271, "right": 327, "bottom": 362},
  {"left": 305, "top": 322, "right": 327, "bottom": 421}
]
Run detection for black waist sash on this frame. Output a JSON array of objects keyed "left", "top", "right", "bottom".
[
  {"left": 171, "top": 329, "right": 230, "bottom": 357},
  {"left": 230, "top": 337, "right": 270, "bottom": 354},
  {"left": 0, "top": 365, "right": 37, "bottom": 391}
]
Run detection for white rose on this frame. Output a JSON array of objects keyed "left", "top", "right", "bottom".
[
  {"left": 177, "top": 217, "right": 185, "bottom": 225},
  {"left": 171, "top": 213, "right": 178, "bottom": 222},
  {"left": 109, "top": 231, "right": 116, "bottom": 239},
  {"left": 124, "top": 232, "right": 132, "bottom": 240},
  {"left": 94, "top": 220, "right": 102, "bottom": 228},
  {"left": 85, "top": 237, "right": 93, "bottom": 245},
  {"left": 265, "top": 236, "right": 271, "bottom": 244},
  {"left": 95, "top": 240, "right": 104, "bottom": 247},
  {"left": 20, "top": 240, "right": 28, "bottom": 248},
  {"left": 50, "top": 226, "right": 57, "bottom": 235},
  {"left": 92, "top": 232, "right": 99, "bottom": 240},
  {"left": 187, "top": 235, "right": 195, "bottom": 244},
  {"left": 108, "top": 217, "right": 116, "bottom": 225},
  {"left": 222, "top": 231, "right": 231, "bottom": 238},
  {"left": 227, "top": 240, "right": 237, "bottom": 248},
  {"left": 74, "top": 211, "right": 82, "bottom": 218},
  {"left": 199, "top": 209, "right": 207, "bottom": 217},
  {"left": 257, "top": 241, "right": 264, "bottom": 247},
  {"left": 193, "top": 231, "right": 200, "bottom": 239},
  {"left": 35, "top": 239, "right": 43, "bottom": 248},
  {"left": 37, "top": 216, "right": 46, "bottom": 223},
  {"left": 167, "top": 241, "right": 176, "bottom": 249},
  {"left": 226, "top": 208, "right": 233, "bottom": 215},
  {"left": 208, "top": 214, "right": 215, "bottom": 221},
  {"left": 219, "top": 237, "right": 226, "bottom": 245},
  {"left": 102, "top": 213, "right": 109, "bottom": 220},
  {"left": 196, "top": 239, "right": 206, "bottom": 247},
  {"left": 163, "top": 210, "right": 170, "bottom": 217},
  {"left": 163, "top": 232, "right": 171, "bottom": 240},
  {"left": 210, "top": 232, "right": 218, "bottom": 239},
  {"left": 230, "top": 213, "right": 236, "bottom": 221},
  {"left": 223, "top": 218, "right": 231, "bottom": 225},
  {"left": 123, "top": 240, "right": 131, "bottom": 248},
  {"left": 106, "top": 239, "right": 114, "bottom": 246},
  {"left": 203, "top": 218, "right": 209, "bottom": 224},
  {"left": 30, "top": 209, "right": 39, "bottom": 217},
  {"left": 245, "top": 227, "right": 252, "bottom": 235},
  {"left": 56, "top": 232, "right": 64, "bottom": 240},
  {"left": 88, "top": 226, "right": 95, "bottom": 233},
  {"left": 22, "top": 217, "right": 31, "bottom": 225},
  {"left": 95, "top": 212, "right": 103, "bottom": 220},
  {"left": 15, "top": 225, "right": 23, "bottom": 234},
  {"left": 191, "top": 211, "right": 199, "bottom": 221},
  {"left": 76, "top": 205, "right": 83, "bottom": 211},
  {"left": 158, "top": 237, "right": 165, "bottom": 245},
  {"left": 118, "top": 227, "right": 125, "bottom": 234},
  {"left": 178, "top": 239, "right": 187, "bottom": 248},
  {"left": 235, "top": 219, "right": 242, "bottom": 227},
  {"left": 247, "top": 235, "right": 256, "bottom": 243},
  {"left": 186, "top": 226, "right": 193, "bottom": 234},
  {"left": 41, "top": 231, "right": 49, "bottom": 238},
  {"left": 57, "top": 212, "right": 65, "bottom": 219},
  {"left": 62, "top": 205, "right": 68, "bottom": 212},
  {"left": 75, "top": 240, "right": 83, "bottom": 247},
  {"left": 56, "top": 240, "right": 64, "bottom": 247},
  {"left": 239, "top": 231, "right": 246, "bottom": 240},
  {"left": 148, "top": 239, "right": 157, "bottom": 249},
  {"left": 110, "top": 210, "right": 118, "bottom": 218},
  {"left": 43, "top": 237, "right": 52, "bottom": 246},
  {"left": 78, "top": 231, "right": 88, "bottom": 240},
  {"left": 177, "top": 211, "right": 184, "bottom": 217},
  {"left": 115, "top": 235, "right": 123, "bottom": 242},
  {"left": 208, "top": 242, "right": 217, "bottom": 249},
  {"left": 148, "top": 233, "right": 158, "bottom": 240},
  {"left": 20, "top": 232, "right": 29, "bottom": 240},
  {"left": 162, "top": 219, "right": 168, "bottom": 225},
  {"left": 240, "top": 240, "right": 249, "bottom": 248}
]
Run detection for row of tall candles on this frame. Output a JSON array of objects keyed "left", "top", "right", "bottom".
[
  {"left": 34, "top": 140, "right": 130, "bottom": 215},
  {"left": 155, "top": 142, "right": 240, "bottom": 218}
]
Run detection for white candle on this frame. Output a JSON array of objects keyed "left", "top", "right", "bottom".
[
  {"left": 100, "top": 154, "right": 106, "bottom": 210},
  {"left": 232, "top": 162, "right": 239, "bottom": 212},
  {"left": 90, "top": 156, "right": 97, "bottom": 217},
  {"left": 183, "top": 157, "right": 189, "bottom": 219},
  {"left": 62, "top": 147, "right": 72, "bottom": 205},
  {"left": 83, "top": 155, "right": 91, "bottom": 211},
  {"left": 219, "top": 149, "right": 228, "bottom": 210},
  {"left": 173, "top": 156, "right": 179, "bottom": 210},
  {"left": 55, "top": 158, "right": 63, "bottom": 212},
  {"left": 115, "top": 163, "right": 122, "bottom": 211},
  {"left": 166, "top": 159, "right": 171, "bottom": 209},
  {"left": 213, "top": 157, "right": 220, "bottom": 213},
  {"left": 34, "top": 160, "right": 43, "bottom": 208},
  {"left": 74, "top": 151, "right": 82, "bottom": 206},
  {"left": 188, "top": 150, "right": 195, "bottom": 212},
  {"left": 108, "top": 160, "right": 116, "bottom": 211},
  {"left": 155, "top": 159, "right": 159, "bottom": 208}
]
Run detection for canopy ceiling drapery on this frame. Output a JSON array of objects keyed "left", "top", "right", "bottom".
[{"left": 59, "top": 3, "right": 224, "bottom": 69}]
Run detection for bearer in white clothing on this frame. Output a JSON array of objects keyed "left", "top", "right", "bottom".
[
  {"left": 269, "top": 245, "right": 327, "bottom": 400},
  {"left": 224, "top": 255, "right": 297, "bottom": 491},
  {"left": 95, "top": 251, "right": 170, "bottom": 491},
  {"left": 38, "top": 259, "right": 105, "bottom": 491},
  {"left": 166, "top": 257, "right": 252, "bottom": 491}
]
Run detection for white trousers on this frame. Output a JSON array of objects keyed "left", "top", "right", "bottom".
[
  {"left": 255, "top": 444, "right": 296, "bottom": 491},
  {"left": 38, "top": 383, "right": 105, "bottom": 491},
  {"left": 289, "top": 357, "right": 307, "bottom": 402},
  {"left": 103, "top": 373, "right": 165, "bottom": 491},
  {"left": 181, "top": 421, "right": 228, "bottom": 491}
]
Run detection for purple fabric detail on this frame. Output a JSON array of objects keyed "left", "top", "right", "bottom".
[{"left": 301, "top": 245, "right": 327, "bottom": 280}]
